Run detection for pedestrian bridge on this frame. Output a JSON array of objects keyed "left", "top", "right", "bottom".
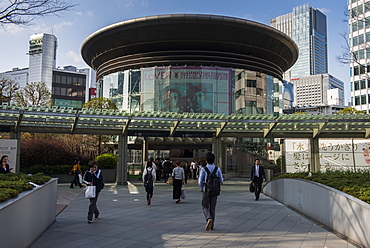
[{"left": 1, "top": 103, "right": 369, "bottom": 183}]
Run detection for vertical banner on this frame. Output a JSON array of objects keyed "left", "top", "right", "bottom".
[
  {"left": 0, "top": 139, "right": 18, "bottom": 173},
  {"left": 285, "top": 139, "right": 370, "bottom": 173}
]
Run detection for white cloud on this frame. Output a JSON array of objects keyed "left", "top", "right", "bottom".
[
  {"left": 75, "top": 11, "right": 94, "bottom": 17},
  {"left": 53, "top": 21, "right": 73, "bottom": 31},
  {"left": 65, "top": 51, "right": 82, "bottom": 63},
  {"left": 318, "top": 8, "right": 330, "bottom": 14},
  {"left": 0, "top": 22, "right": 51, "bottom": 35},
  {"left": 116, "top": 0, "right": 135, "bottom": 8},
  {"left": 243, "top": 14, "right": 253, "bottom": 20}
]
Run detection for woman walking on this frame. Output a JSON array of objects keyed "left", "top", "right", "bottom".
[
  {"left": 172, "top": 160, "right": 185, "bottom": 203},
  {"left": 69, "top": 158, "right": 83, "bottom": 189},
  {"left": 83, "top": 161, "right": 104, "bottom": 224},
  {"left": 143, "top": 161, "right": 156, "bottom": 205}
]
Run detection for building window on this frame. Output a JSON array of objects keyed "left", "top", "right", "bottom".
[
  {"left": 361, "top": 94, "right": 367, "bottom": 104},
  {"left": 355, "top": 96, "right": 360, "bottom": 105},
  {"left": 361, "top": 79, "right": 366, "bottom": 89},
  {"left": 246, "top": 80, "right": 257, "bottom": 87},
  {"left": 354, "top": 80, "right": 360, "bottom": 90}
]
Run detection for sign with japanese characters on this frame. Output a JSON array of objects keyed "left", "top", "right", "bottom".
[{"left": 285, "top": 139, "right": 370, "bottom": 173}]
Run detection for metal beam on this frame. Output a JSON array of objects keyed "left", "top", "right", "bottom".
[
  {"left": 122, "top": 118, "right": 131, "bottom": 135},
  {"left": 169, "top": 120, "right": 180, "bottom": 137},
  {"left": 71, "top": 113, "right": 79, "bottom": 134},
  {"left": 14, "top": 110, "right": 24, "bottom": 132},
  {"left": 216, "top": 121, "right": 228, "bottom": 137},
  {"left": 313, "top": 121, "right": 327, "bottom": 138},
  {"left": 365, "top": 128, "right": 370, "bottom": 139},
  {"left": 263, "top": 121, "right": 277, "bottom": 138}
]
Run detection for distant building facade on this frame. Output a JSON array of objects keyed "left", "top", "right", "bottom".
[
  {"left": 0, "top": 33, "right": 95, "bottom": 109},
  {"left": 292, "top": 74, "right": 344, "bottom": 107},
  {"left": 348, "top": 0, "right": 370, "bottom": 113},
  {"left": 271, "top": 3, "right": 328, "bottom": 80}
]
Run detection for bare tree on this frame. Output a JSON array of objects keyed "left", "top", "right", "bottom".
[
  {"left": 14, "top": 81, "right": 51, "bottom": 106},
  {"left": 0, "top": 0, "right": 76, "bottom": 27},
  {"left": 0, "top": 77, "right": 20, "bottom": 104}
]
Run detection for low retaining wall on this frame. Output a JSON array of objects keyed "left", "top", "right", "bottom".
[
  {"left": 263, "top": 178, "right": 370, "bottom": 248},
  {"left": 50, "top": 169, "right": 116, "bottom": 183},
  {"left": 0, "top": 178, "right": 58, "bottom": 248}
]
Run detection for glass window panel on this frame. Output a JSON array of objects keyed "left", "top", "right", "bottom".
[
  {"left": 60, "top": 87, "right": 66, "bottom": 96},
  {"left": 361, "top": 94, "right": 366, "bottom": 104},
  {"left": 355, "top": 96, "right": 360, "bottom": 105}
]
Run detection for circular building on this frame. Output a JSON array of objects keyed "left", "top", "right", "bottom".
[{"left": 81, "top": 14, "right": 298, "bottom": 116}]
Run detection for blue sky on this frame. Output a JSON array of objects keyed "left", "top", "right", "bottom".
[{"left": 0, "top": 0, "right": 350, "bottom": 99}]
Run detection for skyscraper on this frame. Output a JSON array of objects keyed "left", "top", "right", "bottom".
[
  {"left": 28, "top": 33, "right": 58, "bottom": 90},
  {"left": 348, "top": 0, "right": 370, "bottom": 112},
  {"left": 271, "top": 3, "right": 328, "bottom": 80}
]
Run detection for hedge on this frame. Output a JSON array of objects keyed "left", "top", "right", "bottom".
[{"left": 0, "top": 173, "right": 51, "bottom": 203}]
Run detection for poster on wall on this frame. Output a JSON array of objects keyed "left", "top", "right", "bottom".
[
  {"left": 141, "top": 67, "right": 231, "bottom": 114},
  {"left": 0, "top": 139, "right": 17, "bottom": 173},
  {"left": 285, "top": 139, "right": 370, "bottom": 173}
]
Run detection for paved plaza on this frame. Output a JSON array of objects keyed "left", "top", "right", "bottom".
[{"left": 32, "top": 178, "right": 360, "bottom": 248}]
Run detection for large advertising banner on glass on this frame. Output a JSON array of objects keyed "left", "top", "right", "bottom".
[
  {"left": 141, "top": 67, "right": 231, "bottom": 114},
  {"left": 0, "top": 139, "right": 17, "bottom": 173},
  {"left": 285, "top": 139, "right": 370, "bottom": 173}
]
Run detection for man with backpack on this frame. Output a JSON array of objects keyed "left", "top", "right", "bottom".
[{"left": 198, "top": 153, "right": 223, "bottom": 231}]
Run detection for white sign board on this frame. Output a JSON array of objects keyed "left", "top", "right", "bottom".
[
  {"left": 285, "top": 139, "right": 370, "bottom": 173},
  {"left": 0, "top": 139, "right": 18, "bottom": 173}
]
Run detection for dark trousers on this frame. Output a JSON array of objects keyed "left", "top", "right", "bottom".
[
  {"left": 253, "top": 177, "right": 263, "bottom": 200},
  {"left": 145, "top": 186, "right": 153, "bottom": 200},
  {"left": 164, "top": 171, "right": 171, "bottom": 183},
  {"left": 202, "top": 192, "right": 217, "bottom": 228},
  {"left": 88, "top": 191, "right": 100, "bottom": 220},
  {"left": 173, "top": 179, "right": 182, "bottom": 199},
  {"left": 71, "top": 173, "right": 82, "bottom": 187}
]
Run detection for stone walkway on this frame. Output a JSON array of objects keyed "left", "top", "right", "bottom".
[{"left": 32, "top": 178, "right": 361, "bottom": 248}]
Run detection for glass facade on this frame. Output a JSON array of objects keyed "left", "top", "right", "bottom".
[
  {"left": 97, "top": 66, "right": 290, "bottom": 116},
  {"left": 348, "top": 0, "right": 370, "bottom": 112},
  {"left": 271, "top": 3, "right": 328, "bottom": 80},
  {"left": 52, "top": 70, "right": 86, "bottom": 108}
]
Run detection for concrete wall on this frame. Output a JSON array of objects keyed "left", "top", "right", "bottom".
[
  {"left": 263, "top": 178, "right": 370, "bottom": 248},
  {"left": 0, "top": 178, "right": 57, "bottom": 248}
]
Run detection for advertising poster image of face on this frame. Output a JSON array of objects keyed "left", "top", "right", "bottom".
[{"left": 363, "top": 143, "right": 370, "bottom": 167}]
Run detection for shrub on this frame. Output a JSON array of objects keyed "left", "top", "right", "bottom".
[
  {"left": 95, "top": 153, "right": 117, "bottom": 169},
  {"left": 0, "top": 173, "right": 51, "bottom": 202}
]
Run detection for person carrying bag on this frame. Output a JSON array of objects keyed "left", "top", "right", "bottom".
[{"left": 83, "top": 161, "right": 104, "bottom": 224}]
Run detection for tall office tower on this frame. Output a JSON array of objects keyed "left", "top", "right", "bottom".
[
  {"left": 348, "top": 0, "right": 370, "bottom": 112},
  {"left": 271, "top": 3, "right": 328, "bottom": 80},
  {"left": 28, "top": 33, "right": 57, "bottom": 90}
]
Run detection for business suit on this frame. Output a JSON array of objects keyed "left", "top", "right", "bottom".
[
  {"left": 250, "top": 163, "right": 265, "bottom": 200},
  {"left": 0, "top": 163, "right": 11, "bottom": 174}
]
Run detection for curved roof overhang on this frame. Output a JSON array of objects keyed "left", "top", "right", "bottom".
[{"left": 81, "top": 14, "right": 298, "bottom": 80}]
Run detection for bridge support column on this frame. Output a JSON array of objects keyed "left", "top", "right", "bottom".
[
  {"left": 117, "top": 134, "right": 128, "bottom": 185},
  {"left": 142, "top": 137, "right": 148, "bottom": 164},
  {"left": 9, "top": 131, "right": 21, "bottom": 173},
  {"left": 212, "top": 137, "right": 225, "bottom": 173},
  {"left": 309, "top": 137, "right": 320, "bottom": 172}
]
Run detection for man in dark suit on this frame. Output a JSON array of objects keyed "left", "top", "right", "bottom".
[{"left": 250, "top": 159, "right": 265, "bottom": 201}]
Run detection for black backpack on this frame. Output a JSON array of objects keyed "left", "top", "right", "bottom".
[
  {"left": 144, "top": 168, "right": 154, "bottom": 188},
  {"left": 204, "top": 166, "right": 221, "bottom": 197}
]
